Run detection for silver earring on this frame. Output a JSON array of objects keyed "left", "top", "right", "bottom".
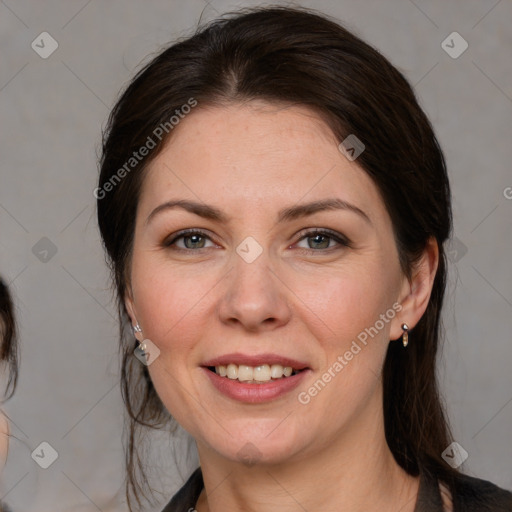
[
  {"left": 134, "top": 339, "right": 149, "bottom": 362},
  {"left": 133, "top": 324, "right": 148, "bottom": 360},
  {"left": 401, "top": 323, "right": 409, "bottom": 348}
]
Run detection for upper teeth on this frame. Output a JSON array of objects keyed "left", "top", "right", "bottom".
[{"left": 215, "top": 364, "right": 295, "bottom": 382}]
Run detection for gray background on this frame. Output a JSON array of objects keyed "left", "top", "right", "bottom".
[{"left": 1, "top": 0, "right": 511, "bottom": 510}]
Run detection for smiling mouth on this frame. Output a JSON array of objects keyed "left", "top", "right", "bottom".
[{"left": 208, "top": 364, "right": 304, "bottom": 384}]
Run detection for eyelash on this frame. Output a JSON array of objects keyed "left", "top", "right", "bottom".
[{"left": 163, "top": 228, "right": 351, "bottom": 253}]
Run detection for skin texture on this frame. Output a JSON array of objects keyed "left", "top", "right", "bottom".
[{"left": 125, "top": 101, "right": 439, "bottom": 512}]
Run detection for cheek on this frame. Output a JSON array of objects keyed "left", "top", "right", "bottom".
[
  {"left": 130, "top": 256, "right": 219, "bottom": 355},
  {"left": 130, "top": 260, "right": 217, "bottom": 432},
  {"left": 291, "top": 259, "right": 397, "bottom": 351},
  {"left": 291, "top": 268, "right": 396, "bottom": 427}
]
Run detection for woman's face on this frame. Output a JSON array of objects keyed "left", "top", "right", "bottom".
[{"left": 126, "top": 101, "right": 413, "bottom": 465}]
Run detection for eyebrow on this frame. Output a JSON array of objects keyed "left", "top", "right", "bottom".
[{"left": 145, "top": 198, "right": 371, "bottom": 226}]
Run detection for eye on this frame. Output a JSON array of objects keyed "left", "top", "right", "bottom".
[
  {"left": 295, "top": 229, "right": 350, "bottom": 251},
  {"left": 163, "top": 229, "right": 216, "bottom": 250},
  {"left": 163, "top": 228, "right": 351, "bottom": 252}
]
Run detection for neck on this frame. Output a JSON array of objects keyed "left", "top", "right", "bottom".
[{"left": 195, "top": 388, "right": 419, "bottom": 512}]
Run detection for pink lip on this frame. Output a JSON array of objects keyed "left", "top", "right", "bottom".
[
  {"left": 202, "top": 352, "right": 309, "bottom": 370},
  {"left": 202, "top": 367, "right": 311, "bottom": 403}
]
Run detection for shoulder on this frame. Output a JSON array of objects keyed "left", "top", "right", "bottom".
[
  {"left": 450, "top": 472, "right": 512, "bottom": 511},
  {"left": 161, "top": 465, "right": 512, "bottom": 512}
]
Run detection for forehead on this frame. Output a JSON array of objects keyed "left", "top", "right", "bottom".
[
  {"left": 152, "top": 101, "right": 340, "bottom": 171},
  {"left": 139, "top": 101, "right": 388, "bottom": 225}
]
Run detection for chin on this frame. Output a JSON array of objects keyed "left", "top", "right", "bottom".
[{"left": 196, "top": 417, "right": 312, "bottom": 466}]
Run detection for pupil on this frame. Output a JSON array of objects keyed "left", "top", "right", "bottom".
[
  {"left": 185, "top": 234, "right": 204, "bottom": 249},
  {"left": 309, "top": 234, "right": 329, "bottom": 249}
]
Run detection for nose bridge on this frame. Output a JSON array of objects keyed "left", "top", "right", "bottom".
[{"left": 218, "top": 238, "right": 291, "bottom": 330}]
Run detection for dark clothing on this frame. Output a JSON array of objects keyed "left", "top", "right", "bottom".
[{"left": 162, "top": 464, "right": 512, "bottom": 511}]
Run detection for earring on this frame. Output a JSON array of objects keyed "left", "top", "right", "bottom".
[
  {"left": 134, "top": 339, "right": 149, "bottom": 362},
  {"left": 133, "top": 324, "right": 144, "bottom": 348},
  {"left": 401, "top": 323, "right": 409, "bottom": 347},
  {"left": 132, "top": 324, "right": 148, "bottom": 360}
]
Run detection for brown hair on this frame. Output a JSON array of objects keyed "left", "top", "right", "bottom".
[
  {"left": 97, "top": 6, "right": 455, "bottom": 509},
  {"left": 0, "top": 278, "right": 18, "bottom": 401}
]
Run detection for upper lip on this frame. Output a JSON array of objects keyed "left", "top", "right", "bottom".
[{"left": 202, "top": 352, "right": 310, "bottom": 370}]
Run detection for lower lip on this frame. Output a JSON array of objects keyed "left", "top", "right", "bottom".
[{"left": 202, "top": 367, "right": 310, "bottom": 403}]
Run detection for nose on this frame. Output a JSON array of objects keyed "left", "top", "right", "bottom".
[{"left": 217, "top": 250, "right": 292, "bottom": 332}]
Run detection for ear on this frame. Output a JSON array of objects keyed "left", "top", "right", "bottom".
[
  {"left": 390, "top": 237, "right": 439, "bottom": 340},
  {"left": 124, "top": 287, "right": 143, "bottom": 342}
]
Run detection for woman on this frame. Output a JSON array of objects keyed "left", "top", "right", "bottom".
[
  {"left": 1, "top": 278, "right": 18, "bottom": 512},
  {"left": 97, "top": 6, "right": 512, "bottom": 512}
]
